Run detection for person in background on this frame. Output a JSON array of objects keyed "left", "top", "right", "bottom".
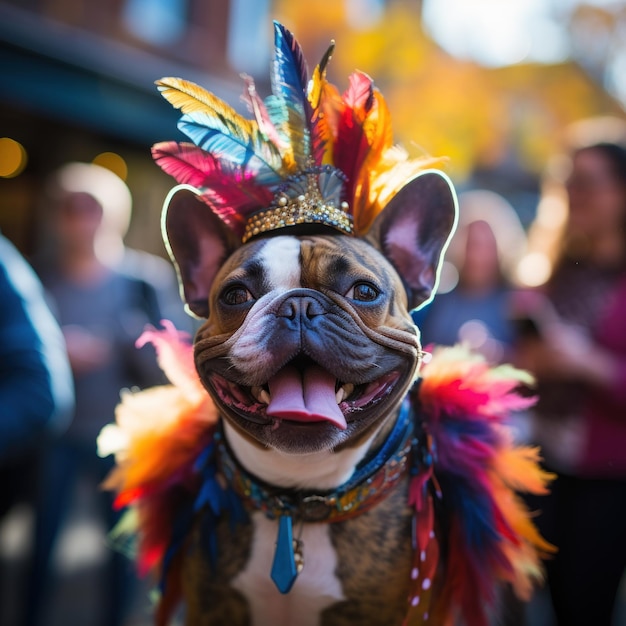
[
  {"left": 413, "top": 189, "right": 526, "bottom": 364},
  {"left": 513, "top": 141, "right": 626, "bottom": 626},
  {"left": 20, "top": 162, "right": 184, "bottom": 626},
  {"left": 0, "top": 231, "right": 74, "bottom": 519}
]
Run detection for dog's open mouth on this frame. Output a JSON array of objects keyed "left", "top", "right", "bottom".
[{"left": 208, "top": 359, "right": 401, "bottom": 431}]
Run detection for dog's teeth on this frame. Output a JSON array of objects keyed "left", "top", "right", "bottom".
[
  {"left": 251, "top": 386, "right": 269, "bottom": 404},
  {"left": 336, "top": 383, "right": 355, "bottom": 404}
]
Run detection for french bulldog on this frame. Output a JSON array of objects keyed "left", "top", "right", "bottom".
[{"left": 161, "top": 169, "right": 457, "bottom": 626}]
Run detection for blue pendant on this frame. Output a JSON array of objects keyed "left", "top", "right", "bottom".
[{"left": 270, "top": 515, "right": 301, "bottom": 594}]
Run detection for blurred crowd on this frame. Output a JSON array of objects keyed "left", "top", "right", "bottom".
[
  {"left": 1, "top": 130, "right": 626, "bottom": 626},
  {"left": 0, "top": 162, "right": 192, "bottom": 626}
]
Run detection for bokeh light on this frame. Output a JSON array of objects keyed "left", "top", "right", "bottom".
[
  {"left": 0, "top": 138, "right": 28, "bottom": 178},
  {"left": 517, "top": 252, "right": 553, "bottom": 286},
  {"left": 436, "top": 261, "right": 460, "bottom": 295},
  {"left": 422, "top": 0, "right": 569, "bottom": 67},
  {"left": 92, "top": 152, "right": 128, "bottom": 181}
]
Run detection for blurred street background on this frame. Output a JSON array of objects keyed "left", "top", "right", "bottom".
[{"left": 1, "top": 1, "right": 626, "bottom": 625}]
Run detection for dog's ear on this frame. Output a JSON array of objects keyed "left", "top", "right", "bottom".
[
  {"left": 368, "top": 170, "right": 457, "bottom": 311},
  {"left": 162, "top": 185, "right": 241, "bottom": 318}
]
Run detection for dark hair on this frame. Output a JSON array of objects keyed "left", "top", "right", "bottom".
[
  {"left": 561, "top": 141, "right": 626, "bottom": 267},
  {"left": 576, "top": 142, "right": 626, "bottom": 187}
]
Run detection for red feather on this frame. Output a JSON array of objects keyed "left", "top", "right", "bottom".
[
  {"left": 314, "top": 81, "right": 343, "bottom": 166},
  {"left": 333, "top": 72, "right": 375, "bottom": 200}
]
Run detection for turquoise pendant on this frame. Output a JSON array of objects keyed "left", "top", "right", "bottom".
[{"left": 270, "top": 515, "right": 303, "bottom": 594}]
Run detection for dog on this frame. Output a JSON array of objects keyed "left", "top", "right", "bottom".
[
  {"left": 101, "top": 22, "right": 552, "bottom": 626},
  {"left": 160, "top": 169, "right": 455, "bottom": 626}
]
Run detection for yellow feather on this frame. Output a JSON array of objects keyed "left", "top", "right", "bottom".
[
  {"left": 487, "top": 472, "right": 556, "bottom": 601},
  {"left": 101, "top": 385, "right": 216, "bottom": 494},
  {"left": 157, "top": 76, "right": 290, "bottom": 175},
  {"left": 157, "top": 77, "right": 252, "bottom": 132},
  {"left": 316, "top": 81, "right": 343, "bottom": 166},
  {"left": 282, "top": 106, "right": 309, "bottom": 171},
  {"left": 307, "top": 40, "right": 335, "bottom": 109},
  {"left": 308, "top": 43, "right": 342, "bottom": 168},
  {"left": 492, "top": 477, "right": 556, "bottom": 557},
  {"left": 354, "top": 146, "right": 448, "bottom": 234},
  {"left": 351, "top": 90, "right": 394, "bottom": 232},
  {"left": 494, "top": 444, "right": 556, "bottom": 495},
  {"left": 372, "top": 151, "right": 448, "bottom": 206}
]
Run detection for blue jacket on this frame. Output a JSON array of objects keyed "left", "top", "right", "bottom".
[{"left": 0, "top": 235, "right": 74, "bottom": 460}]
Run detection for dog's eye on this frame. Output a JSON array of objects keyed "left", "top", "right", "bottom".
[
  {"left": 221, "top": 285, "right": 253, "bottom": 306},
  {"left": 349, "top": 282, "right": 380, "bottom": 302}
]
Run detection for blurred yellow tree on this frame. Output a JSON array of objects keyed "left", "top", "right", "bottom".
[{"left": 273, "top": 0, "right": 624, "bottom": 182}]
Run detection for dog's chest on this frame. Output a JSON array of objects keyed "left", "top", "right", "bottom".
[{"left": 233, "top": 513, "right": 344, "bottom": 626}]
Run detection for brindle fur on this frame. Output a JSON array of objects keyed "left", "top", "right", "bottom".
[
  {"left": 183, "top": 513, "right": 253, "bottom": 625},
  {"left": 182, "top": 478, "right": 415, "bottom": 626}
]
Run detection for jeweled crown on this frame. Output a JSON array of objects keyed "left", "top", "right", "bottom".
[
  {"left": 152, "top": 21, "right": 445, "bottom": 242},
  {"left": 243, "top": 166, "right": 352, "bottom": 242}
]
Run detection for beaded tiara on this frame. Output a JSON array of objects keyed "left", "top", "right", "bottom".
[{"left": 152, "top": 22, "right": 445, "bottom": 242}]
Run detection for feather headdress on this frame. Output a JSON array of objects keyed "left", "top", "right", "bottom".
[{"left": 152, "top": 21, "right": 445, "bottom": 242}]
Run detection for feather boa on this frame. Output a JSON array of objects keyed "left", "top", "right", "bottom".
[
  {"left": 99, "top": 327, "right": 554, "bottom": 625},
  {"left": 410, "top": 347, "right": 554, "bottom": 625}
]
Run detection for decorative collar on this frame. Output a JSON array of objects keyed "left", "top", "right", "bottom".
[
  {"left": 213, "top": 401, "right": 419, "bottom": 594},
  {"left": 215, "top": 400, "right": 416, "bottom": 525}
]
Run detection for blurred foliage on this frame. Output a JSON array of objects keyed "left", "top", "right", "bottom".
[{"left": 273, "top": 0, "right": 625, "bottom": 182}]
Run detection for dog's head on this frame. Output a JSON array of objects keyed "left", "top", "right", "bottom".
[
  {"left": 163, "top": 171, "right": 455, "bottom": 454},
  {"left": 152, "top": 22, "right": 457, "bottom": 455}
]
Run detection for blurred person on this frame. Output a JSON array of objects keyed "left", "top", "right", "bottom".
[
  {"left": 20, "top": 162, "right": 183, "bottom": 626},
  {"left": 513, "top": 142, "right": 626, "bottom": 626},
  {"left": 0, "top": 231, "right": 73, "bottom": 520},
  {"left": 413, "top": 189, "right": 526, "bottom": 364},
  {"left": 0, "top": 232, "right": 73, "bottom": 626}
]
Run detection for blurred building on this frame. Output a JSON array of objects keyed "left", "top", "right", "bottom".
[
  {"left": 2, "top": 0, "right": 625, "bottom": 257},
  {"left": 0, "top": 0, "right": 272, "bottom": 256}
]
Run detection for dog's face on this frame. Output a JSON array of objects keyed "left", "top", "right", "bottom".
[{"left": 164, "top": 172, "right": 456, "bottom": 454}]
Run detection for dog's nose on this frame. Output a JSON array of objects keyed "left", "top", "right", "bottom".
[{"left": 276, "top": 294, "right": 326, "bottom": 324}]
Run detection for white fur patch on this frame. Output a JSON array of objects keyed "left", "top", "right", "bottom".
[
  {"left": 228, "top": 236, "right": 301, "bottom": 370},
  {"left": 223, "top": 421, "right": 377, "bottom": 490},
  {"left": 232, "top": 512, "right": 345, "bottom": 626},
  {"left": 259, "top": 236, "right": 302, "bottom": 291}
]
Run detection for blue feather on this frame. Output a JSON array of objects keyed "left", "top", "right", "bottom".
[
  {"left": 271, "top": 21, "right": 309, "bottom": 114},
  {"left": 440, "top": 475, "right": 500, "bottom": 551},
  {"left": 270, "top": 22, "right": 312, "bottom": 168},
  {"left": 263, "top": 95, "right": 310, "bottom": 169},
  {"left": 178, "top": 112, "right": 284, "bottom": 186}
]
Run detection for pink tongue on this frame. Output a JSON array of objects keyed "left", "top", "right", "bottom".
[{"left": 267, "top": 365, "right": 347, "bottom": 430}]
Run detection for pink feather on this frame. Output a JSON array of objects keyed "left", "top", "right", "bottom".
[
  {"left": 240, "top": 74, "right": 287, "bottom": 151},
  {"left": 152, "top": 141, "right": 275, "bottom": 235},
  {"left": 152, "top": 141, "right": 221, "bottom": 189}
]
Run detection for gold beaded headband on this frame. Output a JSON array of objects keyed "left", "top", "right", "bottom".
[
  {"left": 242, "top": 166, "right": 352, "bottom": 242},
  {"left": 152, "top": 22, "right": 445, "bottom": 242}
]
